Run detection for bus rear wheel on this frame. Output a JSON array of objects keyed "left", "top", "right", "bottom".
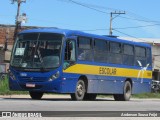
[
  {"left": 70, "top": 79, "right": 86, "bottom": 101},
  {"left": 29, "top": 91, "right": 43, "bottom": 100},
  {"left": 114, "top": 81, "right": 132, "bottom": 101}
]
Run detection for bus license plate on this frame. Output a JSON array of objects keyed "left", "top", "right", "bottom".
[{"left": 26, "top": 83, "right": 35, "bottom": 88}]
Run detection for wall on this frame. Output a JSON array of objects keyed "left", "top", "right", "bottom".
[
  {"left": 0, "top": 25, "right": 15, "bottom": 45},
  {"left": 0, "top": 24, "right": 39, "bottom": 63},
  {"left": 152, "top": 45, "right": 160, "bottom": 70}
]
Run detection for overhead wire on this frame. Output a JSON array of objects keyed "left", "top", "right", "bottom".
[
  {"left": 62, "top": 0, "right": 160, "bottom": 41},
  {"left": 81, "top": 23, "right": 160, "bottom": 32},
  {"left": 68, "top": 0, "right": 108, "bottom": 14},
  {"left": 113, "top": 29, "right": 150, "bottom": 42},
  {"left": 7, "top": 0, "right": 158, "bottom": 42},
  {"left": 118, "top": 16, "right": 160, "bottom": 24},
  {"left": 62, "top": 0, "right": 160, "bottom": 24}
]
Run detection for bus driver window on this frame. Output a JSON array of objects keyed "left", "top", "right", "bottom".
[{"left": 63, "top": 40, "right": 76, "bottom": 69}]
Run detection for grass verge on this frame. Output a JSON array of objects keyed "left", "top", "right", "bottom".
[
  {"left": 132, "top": 93, "right": 160, "bottom": 98},
  {"left": 0, "top": 76, "right": 28, "bottom": 95}
]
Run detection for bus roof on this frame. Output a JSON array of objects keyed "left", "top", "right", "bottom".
[{"left": 20, "top": 28, "right": 151, "bottom": 48}]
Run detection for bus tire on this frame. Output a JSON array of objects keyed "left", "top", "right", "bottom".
[
  {"left": 114, "top": 81, "right": 132, "bottom": 101},
  {"left": 84, "top": 94, "right": 97, "bottom": 101},
  {"left": 29, "top": 91, "right": 43, "bottom": 100},
  {"left": 70, "top": 79, "right": 86, "bottom": 101}
]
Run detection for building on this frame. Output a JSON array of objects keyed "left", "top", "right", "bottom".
[{"left": 0, "top": 24, "right": 39, "bottom": 72}]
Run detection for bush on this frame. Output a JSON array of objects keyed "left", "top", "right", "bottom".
[{"left": 0, "top": 76, "right": 28, "bottom": 95}]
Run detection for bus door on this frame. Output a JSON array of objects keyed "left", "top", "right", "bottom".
[{"left": 62, "top": 39, "right": 77, "bottom": 92}]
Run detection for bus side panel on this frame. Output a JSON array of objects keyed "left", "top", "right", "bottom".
[
  {"left": 87, "top": 76, "right": 124, "bottom": 94},
  {"left": 61, "top": 73, "right": 79, "bottom": 93},
  {"left": 88, "top": 76, "right": 151, "bottom": 94},
  {"left": 132, "top": 78, "right": 151, "bottom": 94},
  {"left": 61, "top": 73, "right": 101, "bottom": 93},
  {"left": 87, "top": 79, "right": 99, "bottom": 93},
  {"left": 114, "top": 78, "right": 125, "bottom": 94}
]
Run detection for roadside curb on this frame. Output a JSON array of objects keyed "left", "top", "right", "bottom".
[
  {"left": 0, "top": 94, "right": 160, "bottom": 101},
  {"left": 0, "top": 94, "right": 71, "bottom": 99}
]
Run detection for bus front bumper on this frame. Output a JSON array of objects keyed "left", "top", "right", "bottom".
[{"left": 9, "top": 78, "right": 62, "bottom": 93}]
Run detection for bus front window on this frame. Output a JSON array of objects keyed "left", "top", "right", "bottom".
[{"left": 11, "top": 33, "right": 62, "bottom": 70}]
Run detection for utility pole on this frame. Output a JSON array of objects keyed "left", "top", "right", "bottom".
[
  {"left": 4, "top": 28, "right": 9, "bottom": 51},
  {"left": 11, "top": 0, "right": 27, "bottom": 41},
  {"left": 109, "top": 11, "right": 125, "bottom": 36}
]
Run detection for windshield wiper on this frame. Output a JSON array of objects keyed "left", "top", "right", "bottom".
[{"left": 37, "top": 49, "right": 46, "bottom": 72}]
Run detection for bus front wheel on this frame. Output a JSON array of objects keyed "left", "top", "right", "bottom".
[
  {"left": 114, "top": 81, "right": 132, "bottom": 101},
  {"left": 29, "top": 91, "right": 43, "bottom": 100},
  {"left": 70, "top": 79, "right": 86, "bottom": 101}
]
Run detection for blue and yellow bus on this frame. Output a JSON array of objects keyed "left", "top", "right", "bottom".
[{"left": 9, "top": 28, "right": 152, "bottom": 101}]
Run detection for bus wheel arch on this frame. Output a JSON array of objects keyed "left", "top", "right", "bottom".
[
  {"left": 79, "top": 75, "right": 88, "bottom": 91},
  {"left": 124, "top": 78, "right": 132, "bottom": 100},
  {"left": 70, "top": 75, "right": 88, "bottom": 101},
  {"left": 125, "top": 78, "right": 133, "bottom": 89}
]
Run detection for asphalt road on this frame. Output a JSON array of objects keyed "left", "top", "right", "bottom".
[
  {"left": 0, "top": 95, "right": 160, "bottom": 111},
  {"left": 0, "top": 95, "right": 160, "bottom": 119}
]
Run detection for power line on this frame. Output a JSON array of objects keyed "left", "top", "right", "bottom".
[
  {"left": 114, "top": 23, "right": 160, "bottom": 29},
  {"left": 68, "top": 0, "right": 107, "bottom": 14},
  {"left": 118, "top": 16, "right": 160, "bottom": 24},
  {"left": 127, "top": 11, "right": 152, "bottom": 21},
  {"left": 59, "top": 0, "right": 160, "bottom": 24},
  {"left": 81, "top": 23, "right": 160, "bottom": 31},
  {"left": 113, "top": 29, "right": 150, "bottom": 43},
  {"left": 82, "top": 28, "right": 153, "bottom": 43},
  {"left": 68, "top": 0, "right": 119, "bottom": 11},
  {"left": 58, "top": 0, "right": 123, "bottom": 13},
  {"left": 29, "top": 17, "right": 88, "bottom": 28}
]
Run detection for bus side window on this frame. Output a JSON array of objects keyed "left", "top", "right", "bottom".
[
  {"left": 135, "top": 46, "right": 146, "bottom": 67},
  {"left": 109, "top": 42, "right": 122, "bottom": 64},
  {"left": 146, "top": 48, "right": 152, "bottom": 67},
  {"left": 123, "top": 44, "right": 134, "bottom": 66},
  {"left": 77, "top": 37, "right": 92, "bottom": 61}
]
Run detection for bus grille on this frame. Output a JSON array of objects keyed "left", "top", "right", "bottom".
[{"left": 19, "top": 76, "right": 48, "bottom": 82}]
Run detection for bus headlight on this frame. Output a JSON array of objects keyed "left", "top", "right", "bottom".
[
  {"left": 9, "top": 71, "right": 16, "bottom": 80},
  {"left": 48, "top": 71, "right": 60, "bottom": 81}
]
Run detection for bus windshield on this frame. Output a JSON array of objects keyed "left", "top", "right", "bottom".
[{"left": 10, "top": 33, "right": 63, "bottom": 70}]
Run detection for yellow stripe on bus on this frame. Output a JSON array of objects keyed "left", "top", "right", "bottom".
[{"left": 63, "top": 64, "right": 152, "bottom": 79}]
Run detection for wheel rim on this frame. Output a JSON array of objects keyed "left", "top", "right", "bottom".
[
  {"left": 77, "top": 82, "right": 84, "bottom": 97},
  {"left": 125, "top": 84, "right": 131, "bottom": 98}
]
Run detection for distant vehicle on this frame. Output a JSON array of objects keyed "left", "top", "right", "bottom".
[
  {"left": 9, "top": 28, "right": 152, "bottom": 101},
  {"left": 151, "top": 80, "right": 160, "bottom": 93}
]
